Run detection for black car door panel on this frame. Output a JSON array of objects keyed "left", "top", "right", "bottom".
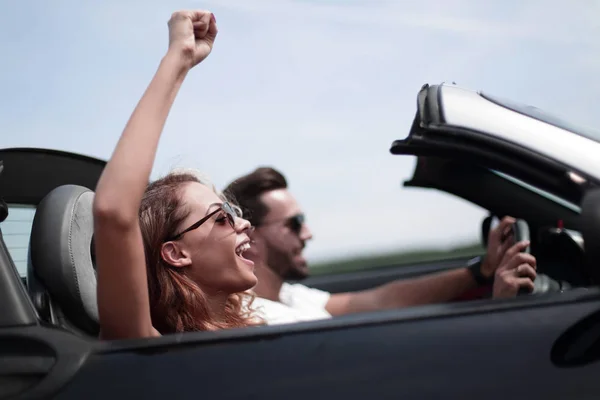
[
  {"left": 52, "top": 290, "right": 600, "bottom": 400},
  {"left": 0, "top": 326, "right": 92, "bottom": 399}
]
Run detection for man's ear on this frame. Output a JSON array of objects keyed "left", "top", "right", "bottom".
[{"left": 161, "top": 241, "right": 192, "bottom": 268}]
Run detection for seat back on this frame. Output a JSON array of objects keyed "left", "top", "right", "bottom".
[{"left": 27, "top": 185, "right": 98, "bottom": 336}]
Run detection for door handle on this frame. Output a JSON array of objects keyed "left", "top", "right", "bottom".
[
  {"left": 0, "top": 355, "right": 55, "bottom": 375},
  {"left": 0, "top": 336, "right": 56, "bottom": 399}
]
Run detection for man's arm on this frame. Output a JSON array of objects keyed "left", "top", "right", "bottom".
[
  {"left": 325, "top": 217, "right": 529, "bottom": 316},
  {"left": 325, "top": 266, "right": 478, "bottom": 316}
]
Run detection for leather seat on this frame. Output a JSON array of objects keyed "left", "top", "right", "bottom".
[{"left": 27, "top": 185, "right": 99, "bottom": 336}]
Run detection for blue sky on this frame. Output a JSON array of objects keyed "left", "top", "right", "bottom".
[{"left": 2, "top": 0, "right": 600, "bottom": 263}]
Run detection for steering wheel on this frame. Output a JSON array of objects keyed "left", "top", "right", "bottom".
[{"left": 513, "top": 219, "right": 565, "bottom": 295}]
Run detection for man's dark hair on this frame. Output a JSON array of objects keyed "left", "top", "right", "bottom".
[{"left": 224, "top": 167, "right": 288, "bottom": 227}]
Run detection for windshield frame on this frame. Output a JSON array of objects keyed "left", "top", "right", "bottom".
[
  {"left": 481, "top": 92, "right": 600, "bottom": 144},
  {"left": 490, "top": 170, "right": 581, "bottom": 214}
]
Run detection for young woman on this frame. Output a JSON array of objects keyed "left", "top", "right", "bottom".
[{"left": 93, "top": 10, "right": 261, "bottom": 339}]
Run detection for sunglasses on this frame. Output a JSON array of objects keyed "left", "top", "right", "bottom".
[
  {"left": 260, "top": 214, "right": 305, "bottom": 234},
  {"left": 167, "top": 202, "right": 239, "bottom": 241},
  {"left": 287, "top": 214, "right": 305, "bottom": 234}
]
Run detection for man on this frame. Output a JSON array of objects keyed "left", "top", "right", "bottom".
[{"left": 224, "top": 167, "right": 537, "bottom": 325}]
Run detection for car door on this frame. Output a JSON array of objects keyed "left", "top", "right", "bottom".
[
  {"left": 3, "top": 204, "right": 600, "bottom": 400},
  {"left": 4, "top": 270, "right": 600, "bottom": 400}
]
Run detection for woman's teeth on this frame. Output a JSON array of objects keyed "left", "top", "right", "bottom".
[{"left": 236, "top": 242, "right": 251, "bottom": 256}]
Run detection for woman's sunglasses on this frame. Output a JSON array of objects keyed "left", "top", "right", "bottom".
[{"left": 167, "top": 202, "right": 239, "bottom": 241}]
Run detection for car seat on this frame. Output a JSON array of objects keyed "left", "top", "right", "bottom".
[{"left": 27, "top": 185, "right": 99, "bottom": 337}]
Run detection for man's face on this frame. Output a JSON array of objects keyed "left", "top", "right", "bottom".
[{"left": 253, "top": 189, "right": 313, "bottom": 280}]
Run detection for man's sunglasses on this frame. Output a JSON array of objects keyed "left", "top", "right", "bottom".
[
  {"left": 166, "top": 202, "right": 238, "bottom": 241},
  {"left": 260, "top": 214, "right": 305, "bottom": 234},
  {"left": 287, "top": 214, "right": 305, "bottom": 234}
]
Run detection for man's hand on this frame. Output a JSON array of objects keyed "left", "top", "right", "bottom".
[
  {"left": 167, "top": 10, "right": 218, "bottom": 70},
  {"left": 492, "top": 241, "right": 537, "bottom": 298},
  {"left": 481, "top": 216, "right": 516, "bottom": 279}
]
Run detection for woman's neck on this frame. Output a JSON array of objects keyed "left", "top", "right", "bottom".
[{"left": 202, "top": 290, "right": 230, "bottom": 324}]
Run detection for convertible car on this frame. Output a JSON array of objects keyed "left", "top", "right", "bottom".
[{"left": 2, "top": 83, "right": 600, "bottom": 399}]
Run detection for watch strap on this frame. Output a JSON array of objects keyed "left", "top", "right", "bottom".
[{"left": 467, "top": 256, "right": 493, "bottom": 286}]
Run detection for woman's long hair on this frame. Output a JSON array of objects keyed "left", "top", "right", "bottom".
[{"left": 139, "top": 171, "right": 260, "bottom": 333}]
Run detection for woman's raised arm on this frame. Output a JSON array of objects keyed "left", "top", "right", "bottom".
[{"left": 93, "top": 10, "right": 218, "bottom": 339}]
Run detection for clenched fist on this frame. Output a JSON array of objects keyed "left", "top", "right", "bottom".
[
  {"left": 481, "top": 216, "right": 516, "bottom": 278},
  {"left": 492, "top": 240, "right": 537, "bottom": 298},
  {"left": 167, "top": 10, "right": 218, "bottom": 69}
]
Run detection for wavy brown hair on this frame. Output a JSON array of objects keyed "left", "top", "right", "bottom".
[{"left": 138, "top": 171, "right": 261, "bottom": 333}]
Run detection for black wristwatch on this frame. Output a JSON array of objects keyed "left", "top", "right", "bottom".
[{"left": 467, "top": 256, "right": 494, "bottom": 286}]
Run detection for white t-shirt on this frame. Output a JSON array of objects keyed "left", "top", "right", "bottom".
[{"left": 251, "top": 283, "right": 332, "bottom": 325}]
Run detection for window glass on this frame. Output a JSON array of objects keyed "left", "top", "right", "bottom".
[
  {"left": 310, "top": 190, "right": 487, "bottom": 275},
  {"left": 310, "top": 167, "right": 579, "bottom": 276},
  {"left": 0, "top": 205, "right": 36, "bottom": 277}
]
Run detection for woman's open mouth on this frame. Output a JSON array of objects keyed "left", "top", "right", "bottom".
[{"left": 235, "top": 241, "right": 254, "bottom": 267}]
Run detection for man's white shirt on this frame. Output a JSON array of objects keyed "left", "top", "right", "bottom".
[{"left": 251, "top": 282, "right": 332, "bottom": 325}]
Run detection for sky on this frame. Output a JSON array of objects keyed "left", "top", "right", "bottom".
[{"left": 2, "top": 0, "right": 600, "bottom": 264}]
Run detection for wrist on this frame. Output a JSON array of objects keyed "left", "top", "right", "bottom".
[
  {"left": 162, "top": 50, "right": 191, "bottom": 81},
  {"left": 480, "top": 256, "right": 494, "bottom": 279},
  {"left": 467, "top": 256, "right": 494, "bottom": 286}
]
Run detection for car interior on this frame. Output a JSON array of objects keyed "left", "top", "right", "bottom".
[
  {"left": 1, "top": 147, "right": 599, "bottom": 340},
  {"left": 304, "top": 156, "right": 590, "bottom": 295}
]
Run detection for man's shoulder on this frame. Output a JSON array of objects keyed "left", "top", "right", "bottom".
[
  {"left": 251, "top": 296, "right": 303, "bottom": 325},
  {"left": 280, "top": 282, "right": 330, "bottom": 299},
  {"left": 252, "top": 294, "right": 332, "bottom": 325},
  {"left": 279, "top": 282, "right": 331, "bottom": 311}
]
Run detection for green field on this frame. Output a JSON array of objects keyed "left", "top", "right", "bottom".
[{"left": 310, "top": 242, "right": 484, "bottom": 275}]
